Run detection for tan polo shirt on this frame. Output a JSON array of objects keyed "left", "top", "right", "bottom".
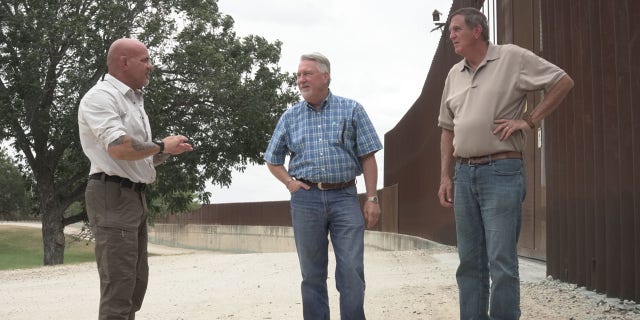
[{"left": 438, "top": 44, "right": 566, "bottom": 158}]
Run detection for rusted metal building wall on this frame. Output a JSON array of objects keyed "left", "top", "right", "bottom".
[
  {"left": 383, "top": 0, "right": 549, "bottom": 260},
  {"left": 156, "top": 200, "right": 292, "bottom": 226},
  {"left": 495, "top": 0, "right": 547, "bottom": 260},
  {"left": 384, "top": 0, "right": 640, "bottom": 302},
  {"left": 154, "top": 186, "right": 398, "bottom": 233},
  {"left": 540, "top": 0, "right": 640, "bottom": 303},
  {"left": 383, "top": 0, "right": 484, "bottom": 246}
]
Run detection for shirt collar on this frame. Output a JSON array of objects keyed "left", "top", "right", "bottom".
[
  {"left": 305, "top": 90, "right": 332, "bottom": 111},
  {"left": 460, "top": 43, "right": 500, "bottom": 72},
  {"left": 103, "top": 74, "right": 144, "bottom": 96}
]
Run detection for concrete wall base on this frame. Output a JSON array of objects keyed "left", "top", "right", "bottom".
[{"left": 149, "top": 224, "right": 446, "bottom": 253}]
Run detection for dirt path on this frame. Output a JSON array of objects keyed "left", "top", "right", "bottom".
[{"left": 0, "top": 222, "right": 637, "bottom": 319}]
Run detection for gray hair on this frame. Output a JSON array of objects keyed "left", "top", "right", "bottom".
[
  {"left": 301, "top": 52, "right": 331, "bottom": 74},
  {"left": 449, "top": 7, "right": 489, "bottom": 43},
  {"left": 300, "top": 52, "right": 331, "bottom": 85}
]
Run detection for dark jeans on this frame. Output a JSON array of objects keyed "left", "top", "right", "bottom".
[{"left": 86, "top": 178, "right": 149, "bottom": 320}]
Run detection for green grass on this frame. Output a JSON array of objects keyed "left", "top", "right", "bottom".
[{"left": 0, "top": 225, "right": 95, "bottom": 270}]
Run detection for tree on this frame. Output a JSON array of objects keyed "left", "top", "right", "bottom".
[
  {"left": 0, "top": 147, "right": 32, "bottom": 219},
  {"left": 0, "top": 0, "right": 298, "bottom": 265}
]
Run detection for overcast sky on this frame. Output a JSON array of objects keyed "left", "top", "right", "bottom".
[{"left": 208, "top": 0, "right": 450, "bottom": 203}]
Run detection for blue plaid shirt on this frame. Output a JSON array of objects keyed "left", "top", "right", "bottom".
[{"left": 264, "top": 92, "right": 382, "bottom": 183}]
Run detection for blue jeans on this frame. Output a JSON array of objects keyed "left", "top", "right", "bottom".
[
  {"left": 290, "top": 185, "right": 366, "bottom": 320},
  {"left": 453, "top": 159, "right": 525, "bottom": 320}
]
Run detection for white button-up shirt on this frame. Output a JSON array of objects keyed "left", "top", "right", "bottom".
[{"left": 78, "top": 74, "right": 156, "bottom": 183}]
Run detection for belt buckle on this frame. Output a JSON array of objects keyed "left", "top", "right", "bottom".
[{"left": 317, "top": 182, "right": 327, "bottom": 191}]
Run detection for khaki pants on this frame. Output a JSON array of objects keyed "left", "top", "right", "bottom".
[{"left": 86, "top": 179, "right": 149, "bottom": 320}]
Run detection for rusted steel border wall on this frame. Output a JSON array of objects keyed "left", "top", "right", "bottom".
[
  {"left": 540, "top": 0, "right": 640, "bottom": 303},
  {"left": 382, "top": 0, "right": 485, "bottom": 246}
]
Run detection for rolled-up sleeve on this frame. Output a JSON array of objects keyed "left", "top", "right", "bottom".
[{"left": 81, "top": 89, "right": 127, "bottom": 149}]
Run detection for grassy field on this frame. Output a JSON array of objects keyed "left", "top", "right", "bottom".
[{"left": 0, "top": 225, "right": 95, "bottom": 270}]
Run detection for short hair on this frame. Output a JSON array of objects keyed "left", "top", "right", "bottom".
[
  {"left": 300, "top": 52, "right": 330, "bottom": 74},
  {"left": 449, "top": 7, "right": 490, "bottom": 43}
]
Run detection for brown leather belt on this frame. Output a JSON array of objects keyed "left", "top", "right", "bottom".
[
  {"left": 457, "top": 151, "right": 522, "bottom": 165},
  {"left": 90, "top": 173, "right": 146, "bottom": 192},
  {"left": 297, "top": 179, "right": 356, "bottom": 190}
]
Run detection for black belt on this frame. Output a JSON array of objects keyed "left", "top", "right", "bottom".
[
  {"left": 90, "top": 173, "right": 146, "bottom": 192},
  {"left": 297, "top": 179, "right": 356, "bottom": 190}
]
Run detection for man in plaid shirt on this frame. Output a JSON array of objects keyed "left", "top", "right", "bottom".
[{"left": 264, "top": 52, "right": 382, "bottom": 320}]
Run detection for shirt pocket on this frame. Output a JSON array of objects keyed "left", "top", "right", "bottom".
[{"left": 331, "top": 118, "right": 355, "bottom": 147}]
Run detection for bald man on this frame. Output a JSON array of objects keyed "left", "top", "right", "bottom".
[{"left": 78, "top": 38, "right": 193, "bottom": 319}]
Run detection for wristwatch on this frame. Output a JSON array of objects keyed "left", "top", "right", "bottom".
[
  {"left": 153, "top": 140, "right": 164, "bottom": 154},
  {"left": 367, "top": 196, "right": 379, "bottom": 204}
]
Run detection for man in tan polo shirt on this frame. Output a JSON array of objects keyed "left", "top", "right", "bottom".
[{"left": 437, "top": 8, "right": 574, "bottom": 319}]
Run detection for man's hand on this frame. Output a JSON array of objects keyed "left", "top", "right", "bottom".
[
  {"left": 363, "top": 201, "right": 380, "bottom": 228},
  {"left": 286, "top": 179, "right": 310, "bottom": 193},
  {"left": 162, "top": 135, "right": 193, "bottom": 155},
  {"left": 439, "top": 129, "right": 455, "bottom": 208},
  {"left": 493, "top": 119, "right": 529, "bottom": 141},
  {"left": 438, "top": 177, "right": 454, "bottom": 208}
]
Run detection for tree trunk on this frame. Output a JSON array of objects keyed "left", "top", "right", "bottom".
[{"left": 40, "top": 201, "right": 66, "bottom": 266}]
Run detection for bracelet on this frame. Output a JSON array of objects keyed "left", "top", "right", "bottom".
[
  {"left": 523, "top": 113, "right": 536, "bottom": 129},
  {"left": 285, "top": 177, "right": 295, "bottom": 186}
]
